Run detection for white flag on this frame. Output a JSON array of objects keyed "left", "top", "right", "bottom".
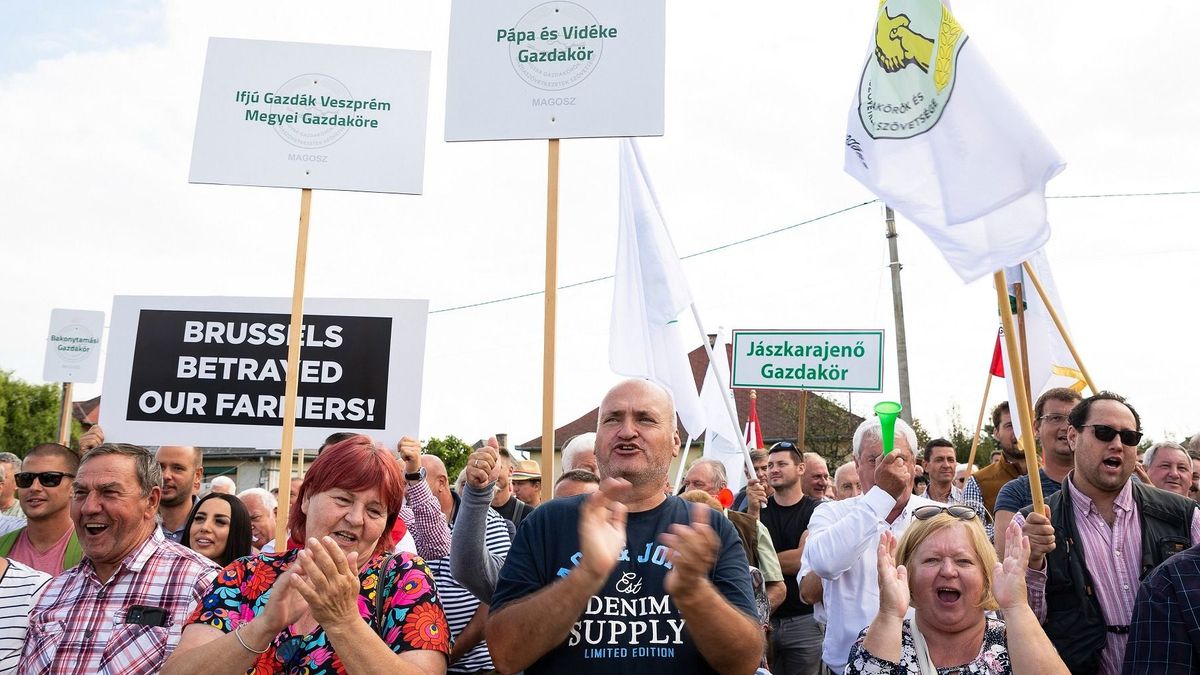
[
  {"left": 845, "top": 0, "right": 1065, "bottom": 283},
  {"left": 610, "top": 138, "right": 706, "bottom": 436},
  {"left": 699, "top": 330, "right": 746, "bottom": 492},
  {"left": 999, "top": 249, "right": 1086, "bottom": 439}
]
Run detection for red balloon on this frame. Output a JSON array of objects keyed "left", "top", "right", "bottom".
[{"left": 717, "top": 487, "right": 734, "bottom": 509}]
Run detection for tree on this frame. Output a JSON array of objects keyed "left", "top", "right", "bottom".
[
  {"left": 0, "top": 370, "right": 75, "bottom": 456},
  {"left": 909, "top": 418, "right": 933, "bottom": 453},
  {"left": 944, "top": 404, "right": 995, "bottom": 469},
  {"left": 422, "top": 435, "right": 474, "bottom": 485}
]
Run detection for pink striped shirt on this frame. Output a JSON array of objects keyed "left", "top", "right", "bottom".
[{"left": 1023, "top": 478, "right": 1200, "bottom": 675}]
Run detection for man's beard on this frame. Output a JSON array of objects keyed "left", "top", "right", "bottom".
[{"left": 160, "top": 489, "right": 191, "bottom": 508}]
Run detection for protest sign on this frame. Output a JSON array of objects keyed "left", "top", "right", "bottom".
[
  {"left": 731, "top": 330, "right": 885, "bottom": 392},
  {"left": 43, "top": 308, "right": 105, "bottom": 384},
  {"left": 189, "top": 38, "right": 431, "bottom": 193},
  {"left": 100, "top": 296, "right": 427, "bottom": 448},
  {"left": 445, "top": 0, "right": 665, "bottom": 141}
]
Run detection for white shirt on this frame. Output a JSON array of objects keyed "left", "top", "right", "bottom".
[{"left": 799, "top": 486, "right": 941, "bottom": 672}]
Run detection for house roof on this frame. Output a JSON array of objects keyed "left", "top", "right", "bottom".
[
  {"left": 72, "top": 395, "right": 101, "bottom": 427},
  {"left": 518, "top": 340, "right": 865, "bottom": 452}
]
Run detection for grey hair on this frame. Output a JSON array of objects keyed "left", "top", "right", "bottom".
[
  {"left": 852, "top": 416, "right": 919, "bottom": 460},
  {"left": 238, "top": 487, "right": 277, "bottom": 511},
  {"left": 81, "top": 443, "right": 163, "bottom": 496},
  {"left": 0, "top": 453, "right": 21, "bottom": 472},
  {"left": 1143, "top": 441, "right": 1188, "bottom": 469},
  {"left": 688, "top": 458, "right": 728, "bottom": 489},
  {"left": 834, "top": 461, "right": 857, "bottom": 482},
  {"left": 803, "top": 452, "right": 828, "bottom": 469},
  {"left": 560, "top": 432, "right": 597, "bottom": 472}
]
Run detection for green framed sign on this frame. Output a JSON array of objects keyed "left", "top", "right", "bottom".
[{"left": 730, "top": 329, "right": 884, "bottom": 392}]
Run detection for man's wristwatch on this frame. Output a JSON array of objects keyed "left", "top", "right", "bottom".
[{"left": 405, "top": 467, "right": 426, "bottom": 482}]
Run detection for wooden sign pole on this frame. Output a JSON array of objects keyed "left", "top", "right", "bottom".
[
  {"left": 1013, "top": 282, "right": 1033, "bottom": 407},
  {"left": 964, "top": 371, "right": 993, "bottom": 477},
  {"left": 797, "top": 390, "right": 810, "bottom": 450},
  {"left": 274, "top": 188, "right": 313, "bottom": 552},
  {"left": 540, "top": 140, "right": 560, "bottom": 503},
  {"left": 994, "top": 269, "right": 1043, "bottom": 513},
  {"left": 57, "top": 382, "right": 74, "bottom": 445}
]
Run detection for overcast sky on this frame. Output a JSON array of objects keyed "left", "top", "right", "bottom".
[{"left": 2, "top": 0, "right": 1197, "bottom": 448}]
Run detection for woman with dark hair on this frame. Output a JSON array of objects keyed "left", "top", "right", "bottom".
[
  {"left": 181, "top": 492, "right": 253, "bottom": 567},
  {"left": 163, "top": 435, "right": 450, "bottom": 674}
]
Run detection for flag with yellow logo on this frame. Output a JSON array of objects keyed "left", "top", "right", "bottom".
[{"left": 845, "top": 0, "right": 1065, "bottom": 283}]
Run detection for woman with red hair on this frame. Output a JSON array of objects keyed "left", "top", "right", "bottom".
[{"left": 164, "top": 436, "right": 450, "bottom": 674}]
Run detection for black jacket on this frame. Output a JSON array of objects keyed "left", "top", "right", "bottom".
[{"left": 1020, "top": 479, "right": 1195, "bottom": 674}]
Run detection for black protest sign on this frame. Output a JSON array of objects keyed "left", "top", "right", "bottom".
[{"left": 125, "top": 309, "right": 391, "bottom": 430}]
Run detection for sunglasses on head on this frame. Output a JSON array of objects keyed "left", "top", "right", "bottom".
[
  {"left": 913, "top": 505, "right": 977, "bottom": 521},
  {"left": 15, "top": 471, "right": 75, "bottom": 488},
  {"left": 1079, "top": 424, "right": 1143, "bottom": 447}
]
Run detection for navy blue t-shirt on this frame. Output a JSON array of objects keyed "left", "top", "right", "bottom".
[
  {"left": 994, "top": 468, "right": 1063, "bottom": 513},
  {"left": 490, "top": 494, "right": 757, "bottom": 674}
]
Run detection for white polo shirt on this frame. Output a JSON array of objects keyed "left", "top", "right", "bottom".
[{"left": 799, "top": 486, "right": 941, "bottom": 672}]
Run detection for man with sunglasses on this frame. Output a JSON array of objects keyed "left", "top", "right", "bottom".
[
  {"left": 992, "top": 387, "right": 1082, "bottom": 557},
  {"left": 1018, "top": 391, "right": 1200, "bottom": 675},
  {"left": 0, "top": 444, "right": 82, "bottom": 576}
]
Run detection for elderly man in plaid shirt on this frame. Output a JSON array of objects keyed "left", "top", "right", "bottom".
[{"left": 19, "top": 443, "right": 219, "bottom": 675}]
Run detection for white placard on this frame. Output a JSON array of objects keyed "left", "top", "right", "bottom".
[
  {"left": 43, "top": 309, "right": 105, "bottom": 384},
  {"left": 731, "top": 329, "right": 885, "bottom": 393},
  {"left": 100, "top": 296, "right": 427, "bottom": 448},
  {"left": 445, "top": 0, "right": 665, "bottom": 141},
  {"left": 189, "top": 38, "right": 431, "bottom": 194}
]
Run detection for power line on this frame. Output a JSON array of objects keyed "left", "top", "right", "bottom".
[{"left": 429, "top": 189, "right": 1199, "bottom": 314}]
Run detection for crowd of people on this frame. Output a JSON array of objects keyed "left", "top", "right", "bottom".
[{"left": 0, "top": 381, "right": 1197, "bottom": 673}]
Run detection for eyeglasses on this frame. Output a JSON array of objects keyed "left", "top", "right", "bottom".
[
  {"left": 15, "top": 471, "right": 75, "bottom": 488},
  {"left": 1037, "top": 413, "right": 1070, "bottom": 426},
  {"left": 913, "top": 505, "right": 978, "bottom": 521},
  {"left": 1079, "top": 424, "right": 1143, "bottom": 447}
]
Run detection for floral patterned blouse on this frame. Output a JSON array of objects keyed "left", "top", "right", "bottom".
[
  {"left": 846, "top": 617, "right": 1011, "bottom": 675},
  {"left": 187, "top": 548, "right": 450, "bottom": 673}
]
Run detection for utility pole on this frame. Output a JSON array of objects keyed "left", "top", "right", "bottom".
[{"left": 884, "top": 206, "right": 913, "bottom": 423}]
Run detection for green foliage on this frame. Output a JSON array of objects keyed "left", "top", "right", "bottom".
[
  {"left": 0, "top": 370, "right": 74, "bottom": 456},
  {"left": 943, "top": 404, "right": 994, "bottom": 469},
  {"left": 422, "top": 434, "right": 474, "bottom": 485},
  {"left": 909, "top": 417, "right": 932, "bottom": 452}
]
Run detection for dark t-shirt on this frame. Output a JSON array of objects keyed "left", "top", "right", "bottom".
[
  {"left": 758, "top": 494, "right": 819, "bottom": 617},
  {"left": 490, "top": 494, "right": 757, "bottom": 674},
  {"left": 494, "top": 494, "right": 532, "bottom": 526},
  {"left": 994, "top": 469, "right": 1062, "bottom": 514}
]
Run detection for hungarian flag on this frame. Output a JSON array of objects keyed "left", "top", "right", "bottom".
[
  {"left": 744, "top": 390, "right": 765, "bottom": 450},
  {"left": 989, "top": 329, "right": 1005, "bottom": 377},
  {"left": 844, "top": 0, "right": 1065, "bottom": 282}
]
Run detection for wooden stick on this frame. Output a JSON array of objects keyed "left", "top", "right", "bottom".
[
  {"left": 1014, "top": 282, "right": 1033, "bottom": 405},
  {"left": 1021, "top": 261, "right": 1098, "bottom": 393},
  {"left": 994, "top": 270, "right": 1044, "bottom": 513},
  {"left": 965, "top": 372, "right": 992, "bottom": 477},
  {"left": 57, "top": 382, "right": 74, "bottom": 445},
  {"left": 797, "top": 390, "right": 810, "bottom": 449},
  {"left": 540, "top": 139, "right": 560, "bottom": 503},
  {"left": 275, "top": 188, "right": 312, "bottom": 552},
  {"left": 673, "top": 436, "right": 693, "bottom": 494}
]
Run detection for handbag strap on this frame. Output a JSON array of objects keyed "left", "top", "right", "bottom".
[{"left": 373, "top": 552, "right": 398, "bottom": 636}]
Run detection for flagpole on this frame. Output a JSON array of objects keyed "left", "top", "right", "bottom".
[
  {"left": 994, "top": 270, "right": 1044, "bottom": 512},
  {"left": 673, "top": 436, "right": 693, "bottom": 493},
  {"left": 964, "top": 372, "right": 992, "bottom": 477},
  {"left": 540, "top": 139, "right": 560, "bottom": 503},
  {"left": 1013, "top": 282, "right": 1033, "bottom": 406},
  {"left": 688, "top": 307, "right": 756, "bottom": 479},
  {"left": 1021, "top": 261, "right": 1098, "bottom": 392}
]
